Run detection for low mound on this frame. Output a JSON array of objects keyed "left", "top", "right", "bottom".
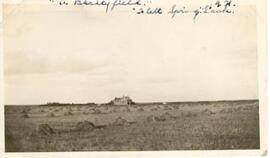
[
  {"left": 37, "top": 124, "right": 55, "bottom": 136},
  {"left": 76, "top": 121, "right": 96, "bottom": 131}
]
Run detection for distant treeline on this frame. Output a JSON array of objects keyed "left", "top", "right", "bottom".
[
  {"left": 5, "top": 99, "right": 258, "bottom": 107},
  {"left": 44, "top": 102, "right": 97, "bottom": 106},
  {"left": 135, "top": 99, "right": 259, "bottom": 106}
]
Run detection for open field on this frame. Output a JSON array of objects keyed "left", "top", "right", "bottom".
[{"left": 5, "top": 100, "right": 259, "bottom": 151}]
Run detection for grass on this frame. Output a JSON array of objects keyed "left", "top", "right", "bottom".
[{"left": 5, "top": 100, "right": 259, "bottom": 151}]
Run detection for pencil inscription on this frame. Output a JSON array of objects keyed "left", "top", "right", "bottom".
[{"left": 49, "top": 0, "right": 236, "bottom": 21}]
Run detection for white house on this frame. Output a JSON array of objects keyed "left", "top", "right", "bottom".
[{"left": 112, "top": 96, "right": 133, "bottom": 106}]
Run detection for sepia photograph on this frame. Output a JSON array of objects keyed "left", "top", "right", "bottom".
[{"left": 1, "top": 0, "right": 267, "bottom": 156}]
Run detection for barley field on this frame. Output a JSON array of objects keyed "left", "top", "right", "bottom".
[{"left": 5, "top": 100, "right": 259, "bottom": 152}]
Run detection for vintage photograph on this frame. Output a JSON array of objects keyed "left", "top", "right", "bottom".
[{"left": 3, "top": 1, "right": 263, "bottom": 153}]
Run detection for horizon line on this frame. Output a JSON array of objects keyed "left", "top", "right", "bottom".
[{"left": 4, "top": 98, "right": 259, "bottom": 106}]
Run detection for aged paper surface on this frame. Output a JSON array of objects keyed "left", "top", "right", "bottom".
[{"left": 0, "top": 0, "right": 267, "bottom": 157}]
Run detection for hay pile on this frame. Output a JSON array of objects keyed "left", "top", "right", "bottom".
[
  {"left": 137, "top": 108, "right": 144, "bottom": 112},
  {"left": 76, "top": 121, "right": 96, "bottom": 131},
  {"left": 21, "top": 110, "right": 29, "bottom": 118},
  {"left": 37, "top": 124, "right": 55, "bottom": 136},
  {"left": 160, "top": 112, "right": 176, "bottom": 120},
  {"left": 202, "top": 109, "right": 215, "bottom": 115},
  {"left": 146, "top": 112, "right": 176, "bottom": 122},
  {"left": 172, "top": 105, "right": 179, "bottom": 110},
  {"left": 64, "top": 110, "right": 73, "bottom": 116},
  {"left": 184, "top": 111, "right": 198, "bottom": 117},
  {"left": 47, "top": 112, "right": 55, "bottom": 117},
  {"left": 146, "top": 115, "right": 159, "bottom": 122},
  {"left": 123, "top": 107, "right": 131, "bottom": 112},
  {"left": 112, "top": 117, "right": 130, "bottom": 126},
  {"left": 21, "top": 113, "right": 29, "bottom": 118},
  {"left": 83, "top": 111, "right": 89, "bottom": 115},
  {"left": 92, "top": 109, "right": 102, "bottom": 114},
  {"left": 151, "top": 108, "right": 158, "bottom": 111},
  {"left": 163, "top": 106, "right": 172, "bottom": 110},
  {"left": 219, "top": 108, "right": 235, "bottom": 113}
]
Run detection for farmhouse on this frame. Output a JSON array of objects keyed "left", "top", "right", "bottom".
[{"left": 112, "top": 96, "right": 134, "bottom": 106}]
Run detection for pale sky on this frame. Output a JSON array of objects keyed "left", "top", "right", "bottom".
[{"left": 4, "top": 4, "right": 258, "bottom": 104}]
